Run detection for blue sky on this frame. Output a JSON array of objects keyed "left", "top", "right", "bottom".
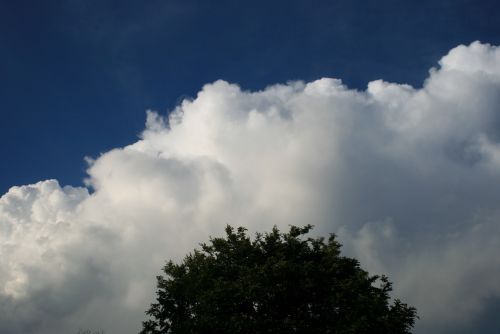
[
  {"left": 2, "top": 1, "right": 500, "bottom": 334},
  {"left": 1, "top": 0, "right": 499, "bottom": 193}
]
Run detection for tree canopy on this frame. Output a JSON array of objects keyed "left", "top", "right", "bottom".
[{"left": 141, "top": 225, "right": 417, "bottom": 334}]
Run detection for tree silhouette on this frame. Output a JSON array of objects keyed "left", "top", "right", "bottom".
[{"left": 141, "top": 225, "right": 417, "bottom": 333}]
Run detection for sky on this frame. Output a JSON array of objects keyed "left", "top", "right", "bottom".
[{"left": 1, "top": 1, "right": 500, "bottom": 333}]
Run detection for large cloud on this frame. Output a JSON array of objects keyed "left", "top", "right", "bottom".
[{"left": 1, "top": 41, "right": 500, "bottom": 333}]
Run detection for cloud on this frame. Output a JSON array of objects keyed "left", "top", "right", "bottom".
[{"left": 1, "top": 41, "right": 500, "bottom": 333}]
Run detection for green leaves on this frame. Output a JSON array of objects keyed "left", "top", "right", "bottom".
[{"left": 141, "top": 225, "right": 417, "bottom": 334}]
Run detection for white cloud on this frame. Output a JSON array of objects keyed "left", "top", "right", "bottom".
[{"left": 1, "top": 41, "right": 500, "bottom": 333}]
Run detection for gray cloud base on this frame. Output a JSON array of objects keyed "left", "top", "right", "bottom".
[{"left": 1, "top": 41, "right": 500, "bottom": 333}]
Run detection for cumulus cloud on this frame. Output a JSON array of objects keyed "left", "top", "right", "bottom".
[{"left": 1, "top": 41, "right": 500, "bottom": 333}]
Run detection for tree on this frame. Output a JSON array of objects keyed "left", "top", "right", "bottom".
[{"left": 141, "top": 225, "right": 417, "bottom": 334}]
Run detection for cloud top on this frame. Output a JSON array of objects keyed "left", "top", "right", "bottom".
[{"left": 1, "top": 41, "right": 500, "bottom": 333}]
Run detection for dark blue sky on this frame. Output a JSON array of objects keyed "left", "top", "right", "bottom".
[{"left": 1, "top": 0, "right": 499, "bottom": 193}]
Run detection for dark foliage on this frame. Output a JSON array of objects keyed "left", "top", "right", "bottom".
[{"left": 141, "top": 225, "right": 417, "bottom": 334}]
